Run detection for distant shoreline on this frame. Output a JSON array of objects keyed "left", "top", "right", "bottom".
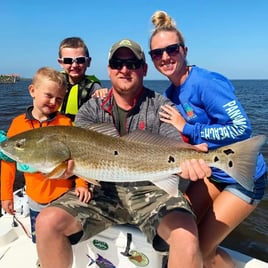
[{"left": 18, "top": 78, "right": 268, "bottom": 81}]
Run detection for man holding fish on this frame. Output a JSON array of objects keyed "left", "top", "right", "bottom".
[{"left": 33, "top": 39, "right": 211, "bottom": 268}]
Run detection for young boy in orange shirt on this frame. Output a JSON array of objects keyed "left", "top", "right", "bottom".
[{"left": 1, "top": 67, "right": 91, "bottom": 242}]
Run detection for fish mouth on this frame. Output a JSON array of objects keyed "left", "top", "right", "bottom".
[
  {"left": 0, "top": 143, "right": 29, "bottom": 164},
  {"left": 0, "top": 141, "right": 20, "bottom": 161},
  {"left": 0, "top": 149, "right": 20, "bottom": 162}
]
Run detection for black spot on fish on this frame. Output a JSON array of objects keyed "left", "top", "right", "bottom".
[
  {"left": 228, "top": 161, "right": 233, "bottom": 168},
  {"left": 114, "top": 151, "right": 119, "bottom": 156},
  {"left": 168, "top": 156, "right": 175, "bottom": 163},
  {"left": 214, "top": 156, "right": 219, "bottom": 162},
  {"left": 223, "top": 149, "right": 234, "bottom": 155}
]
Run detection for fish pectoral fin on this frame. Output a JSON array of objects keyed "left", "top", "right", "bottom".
[
  {"left": 45, "top": 162, "right": 68, "bottom": 178},
  {"left": 152, "top": 175, "right": 180, "bottom": 197}
]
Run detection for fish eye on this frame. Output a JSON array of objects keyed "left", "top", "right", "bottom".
[{"left": 15, "top": 139, "right": 25, "bottom": 150}]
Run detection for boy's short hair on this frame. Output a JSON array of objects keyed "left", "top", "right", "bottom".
[
  {"left": 33, "top": 67, "right": 67, "bottom": 90},
  {"left": 58, "top": 37, "right": 89, "bottom": 58}
]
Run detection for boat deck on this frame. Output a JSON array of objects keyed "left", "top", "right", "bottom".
[{"left": 1, "top": 213, "right": 268, "bottom": 268}]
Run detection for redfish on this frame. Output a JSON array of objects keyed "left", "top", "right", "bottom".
[{"left": 0, "top": 124, "right": 266, "bottom": 196}]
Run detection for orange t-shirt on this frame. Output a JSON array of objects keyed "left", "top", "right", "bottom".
[{"left": 1, "top": 110, "right": 87, "bottom": 204}]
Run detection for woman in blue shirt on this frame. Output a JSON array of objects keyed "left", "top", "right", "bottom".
[{"left": 149, "top": 10, "right": 267, "bottom": 268}]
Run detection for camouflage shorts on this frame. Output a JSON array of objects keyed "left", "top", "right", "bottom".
[{"left": 50, "top": 182, "right": 194, "bottom": 252}]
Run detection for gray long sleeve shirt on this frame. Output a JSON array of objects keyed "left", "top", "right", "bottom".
[{"left": 75, "top": 86, "right": 183, "bottom": 142}]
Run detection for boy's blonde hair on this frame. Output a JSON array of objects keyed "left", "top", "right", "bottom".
[{"left": 32, "top": 67, "right": 67, "bottom": 90}]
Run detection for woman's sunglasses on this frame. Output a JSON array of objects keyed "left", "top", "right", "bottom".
[
  {"left": 149, "top": 43, "right": 184, "bottom": 60},
  {"left": 109, "top": 58, "right": 144, "bottom": 70}
]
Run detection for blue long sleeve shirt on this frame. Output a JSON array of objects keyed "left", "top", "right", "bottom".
[{"left": 164, "top": 66, "right": 266, "bottom": 183}]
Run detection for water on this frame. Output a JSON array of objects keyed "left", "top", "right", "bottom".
[{"left": 0, "top": 79, "right": 267, "bottom": 262}]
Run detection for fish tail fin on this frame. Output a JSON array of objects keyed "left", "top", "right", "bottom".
[{"left": 214, "top": 135, "right": 266, "bottom": 191}]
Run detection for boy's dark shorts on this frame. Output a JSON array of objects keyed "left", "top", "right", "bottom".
[{"left": 50, "top": 181, "right": 194, "bottom": 252}]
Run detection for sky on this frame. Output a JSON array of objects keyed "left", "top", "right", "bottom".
[{"left": 1, "top": 0, "right": 268, "bottom": 80}]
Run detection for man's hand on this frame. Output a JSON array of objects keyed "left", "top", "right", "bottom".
[
  {"left": 179, "top": 158, "right": 211, "bottom": 181},
  {"left": 179, "top": 143, "right": 211, "bottom": 181}
]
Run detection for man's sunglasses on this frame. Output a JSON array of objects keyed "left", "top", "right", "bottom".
[
  {"left": 149, "top": 43, "right": 184, "bottom": 60},
  {"left": 60, "top": 56, "right": 88, "bottom": 64},
  {"left": 109, "top": 58, "right": 144, "bottom": 70}
]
